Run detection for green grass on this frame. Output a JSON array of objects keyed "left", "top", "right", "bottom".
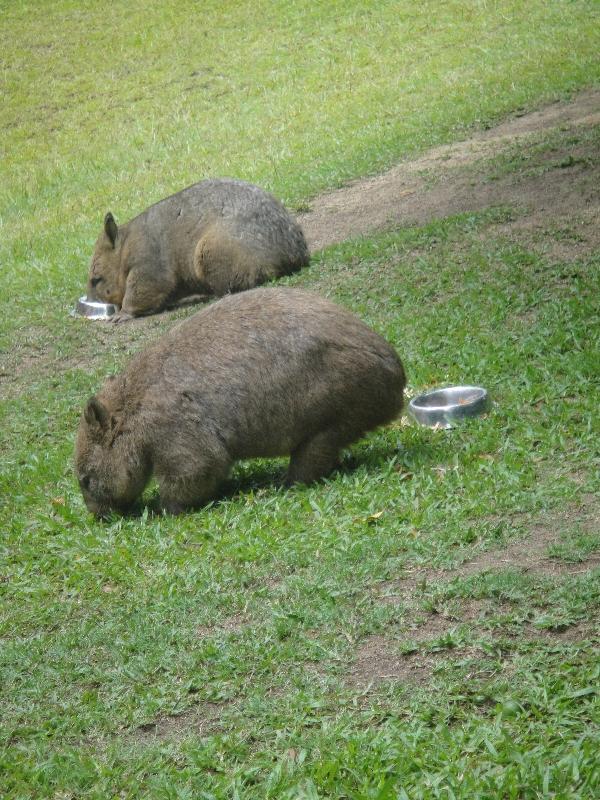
[
  {"left": 1, "top": 0, "right": 599, "bottom": 340},
  {"left": 1, "top": 2, "right": 600, "bottom": 797},
  {"left": 2, "top": 208, "right": 599, "bottom": 798}
]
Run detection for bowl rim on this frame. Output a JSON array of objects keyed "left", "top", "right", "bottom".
[
  {"left": 409, "top": 385, "right": 488, "bottom": 413},
  {"left": 76, "top": 295, "right": 117, "bottom": 310}
]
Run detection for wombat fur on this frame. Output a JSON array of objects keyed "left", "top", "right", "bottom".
[
  {"left": 87, "top": 178, "right": 309, "bottom": 322},
  {"left": 75, "top": 287, "right": 406, "bottom": 517}
]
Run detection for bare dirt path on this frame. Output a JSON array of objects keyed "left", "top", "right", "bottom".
[
  {"left": 299, "top": 87, "right": 600, "bottom": 254},
  {"left": 2, "top": 88, "right": 599, "bottom": 402}
]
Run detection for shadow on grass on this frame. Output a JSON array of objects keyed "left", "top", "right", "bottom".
[{"left": 128, "top": 435, "right": 447, "bottom": 519}]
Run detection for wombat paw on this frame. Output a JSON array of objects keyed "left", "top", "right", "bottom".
[
  {"left": 160, "top": 497, "right": 189, "bottom": 515},
  {"left": 109, "top": 311, "right": 135, "bottom": 324}
]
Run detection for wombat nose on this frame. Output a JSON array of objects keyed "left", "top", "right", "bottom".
[
  {"left": 83, "top": 497, "right": 108, "bottom": 519},
  {"left": 88, "top": 498, "right": 131, "bottom": 520}
]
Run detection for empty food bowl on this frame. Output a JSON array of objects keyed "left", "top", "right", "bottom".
[{"left": 409, "top": 385, "right": 489, "bottom": 429}]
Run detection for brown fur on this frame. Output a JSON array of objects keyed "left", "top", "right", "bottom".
[
  {"left": 75, "top": 288, "right": 406, "bottom": 516},
  {"left": 87, "top": 178, "right": 309, "bottom": 321}
]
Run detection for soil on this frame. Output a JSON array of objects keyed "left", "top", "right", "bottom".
[
  {"left": 195, "top": 612, "right": 247, "bottom": 639},
  {"left": 130, "top": 700, "right": 225, "bottom": 743},
  {"left": 377, "top": 491, "right": 600, "bottom": 595},
  {"left": 298, "top": 87, "right": 600, "bottom": 254},
  {"left": 347, "top": 495, "right": 600, "bottom": 689}
]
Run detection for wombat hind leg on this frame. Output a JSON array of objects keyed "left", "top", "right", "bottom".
[
  {"left": 160, "top": 498, "right": 189, "bottom": 516},
  {"left": 286, "top": 431, "right": 345, "bottom": 486}
]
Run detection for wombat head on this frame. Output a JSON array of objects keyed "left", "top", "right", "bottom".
[
  {"left": 75, "top": 395, "right": 148, "bottom": 518},
  {"left": 87, "top": 213, "right": 125, "bottom": 306}
]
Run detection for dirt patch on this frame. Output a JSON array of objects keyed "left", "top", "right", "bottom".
[
  {"left": 196, "top": 613, "right": 247, "bottom": 639},
  {"left": 299, "top": 88, "right": 600, "bottom": 253},
  {"left": 378, "top": 492, "right": 600, "bottom": 601},
  {"left": 0, "top": 310, "right": 170, "bottom": 402},
  {"left": 126, "top": 615, "right": 247, "bottom": 743},
  {"left": 523, "top": 620, "right": 599, "bottom": 644},
  {"left": 130, "top": 700, "right": 226, "bottom": 743},
  {"left": 404, "top": 602, "right": 600, "bottom": 650},
  {"left": 449, "top": 504, "right": 599, "bottom": 581},
  {"left": 347, "top": 616, "right": 598, "bottom": 689},
  {"left": 346, "top": 497, "right": 599, "bottom": 688},
  {"left": 481, "top": 202, "right": 600, "bottom": 264},
  {"left": 347, "top": 635, "right": 443, "bottom": 687},
  {"left": 404, "top": 612, "right": 457, "bottom": 643}
]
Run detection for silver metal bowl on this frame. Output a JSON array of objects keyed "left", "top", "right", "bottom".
[
  {"left": 72, "top": 296, "right": 117, "bottom": 320},
  {"left": 409, "top": 385, "right": 489, "bottom": 429}
]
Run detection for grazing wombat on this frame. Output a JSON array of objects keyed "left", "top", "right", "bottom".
[
  {"left": 87, "top": 178, "right": 309, "bottom": 322},
  {"left": 75, "top": 287, "right": 406, "bottom": 517}
]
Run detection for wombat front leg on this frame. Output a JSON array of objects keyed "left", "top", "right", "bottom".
[
  {"left": 286, "top": 429, "right": 346, "bottom": 485},
  {"left": 194, "top": 225, "right": 273, "bottom": 296},
  {"left": 157, "top": 466, "right": 228, "bottom": 515},
  {"left": 110, "top": 310, "right": 135, "bottom": 324},
  {"left": 114, "top": 269, "right": 177, "bottom": 322}
]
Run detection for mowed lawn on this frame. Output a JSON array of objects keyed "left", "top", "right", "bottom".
[{"left": 1, "top": 2, "right": 599, "bottom": 798}]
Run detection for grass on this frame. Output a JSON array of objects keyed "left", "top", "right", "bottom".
[
  {"left": 1, "top": 1, "right": 600, "bottom": 797},
  {"left": 1, "top": 0, "right": 599, "bottom": 338},
  {"left": 2, "top": 207, "right": 599, "bottom": 797}
]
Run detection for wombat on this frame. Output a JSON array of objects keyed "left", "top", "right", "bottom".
[
  {"left": 87, "top": 178, "right": 309, "bottom": 322},
  {"left": 75, "top": 287, "right": 406, "bottom": 517}
]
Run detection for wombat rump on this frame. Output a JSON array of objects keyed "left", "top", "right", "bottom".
[
  {"left": 75, "top": 288, "right": 406, "bottom": 517},
  {"left": 87, "top": 178, "right": 309, "bottom": 321}
]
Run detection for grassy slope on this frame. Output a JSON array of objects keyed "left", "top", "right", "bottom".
[
  {"left": 1, "top": 0, "right": 599, "bottom": 337},
  {"left": 1, "top": 1, "right": 599, "bottom": 797}
]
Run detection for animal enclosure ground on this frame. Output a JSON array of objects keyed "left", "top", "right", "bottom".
[
  {"left": 1, "top": 1, "right": 600, "bottom": 794},
  {"left": 1, "top": 91, "right": 599, "bottom": 798}
]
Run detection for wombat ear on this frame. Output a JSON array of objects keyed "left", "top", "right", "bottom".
[
  {"left": 104, "top": 213, "right": 118, "bottom": 247},
  {"left": 84, "top": 397, "right": 109, "bottom": 432}
]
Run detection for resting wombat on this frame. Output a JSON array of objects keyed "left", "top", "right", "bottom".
[
  {"left": 75, "top": 287, "right": 406, "bottom": 517},
  {"left": 87, "top": 178, "right": 309, "bottom": 322}
]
